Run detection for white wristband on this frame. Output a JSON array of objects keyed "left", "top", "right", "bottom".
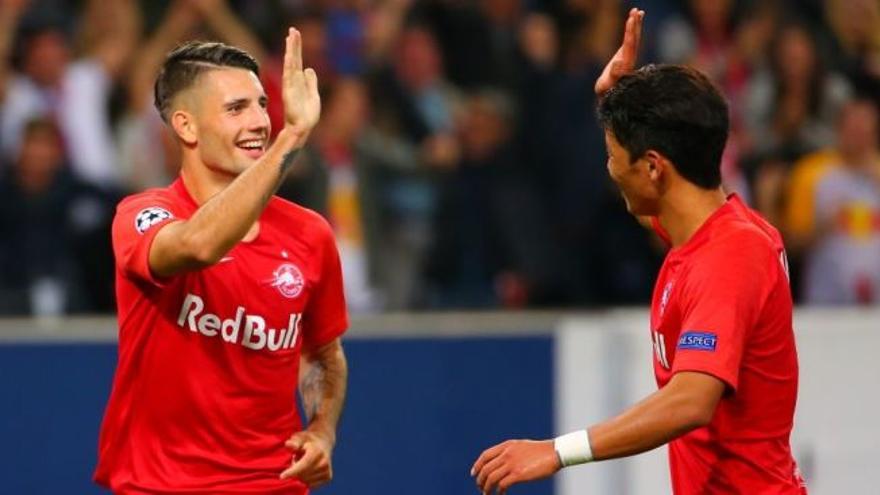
[{"left": 554, "top": 430, "right": 594, "bottom": 467}]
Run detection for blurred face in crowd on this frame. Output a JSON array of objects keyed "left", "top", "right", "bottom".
[
  {"left": 17, "top": 122, "right": 64, "bottom": 194},
  {"left": 775, "top": 26, "right": 816, "bottom": 82},
  {"left": 322, "top": 78, "right": 369, "bottom": 143},
  {"left": 173, "top": 68, "right": 270, "bottom": 177},
  {"left": 837, "top": 100, "right": 879, "bottom": 160},
  {"left": 460, "top": 95, "right": 510, "bottom": 161},
  {"left": 604, "top": 130, "right": 661, "bottom": 216},
  {"left": 23, "top": 30, "right": 70, "bottom": 86},
  {"left": 396, "top": 28, "right": 442, "bottom": 91},
  {"left": 689, "top": 0, "right": 732, "bottom": 34}
]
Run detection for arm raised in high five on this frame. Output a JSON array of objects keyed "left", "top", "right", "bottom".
[{"left": 148, "top": 29, "right": 321, "bottom": 278}]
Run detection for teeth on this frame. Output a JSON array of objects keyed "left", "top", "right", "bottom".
[{"left": 238, "top": 140, "right": 263, "bottom": 150}]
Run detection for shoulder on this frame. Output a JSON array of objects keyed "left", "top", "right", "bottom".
[
  {"left": 701, "top": 210, "right": 781, "bottom": 270},
  {"left": 116, "top": 186, "right": 178, "bottom": 212}
]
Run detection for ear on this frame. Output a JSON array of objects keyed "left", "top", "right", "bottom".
[
  {"left": 170, "top": 110, "right": 198, "bottom": 146},
  {"left": 643, "top": 150, "right": 665, "bottom": 182}
]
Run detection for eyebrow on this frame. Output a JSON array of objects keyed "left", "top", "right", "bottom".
[{"left": 223, "top": 95, "right": 269, "bottom": 109}]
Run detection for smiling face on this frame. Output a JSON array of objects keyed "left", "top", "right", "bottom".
[
  {"left": 175, "top": 67, "right": 270, "bottom": 177},
  {"left": 604, "top": 130, "right": 662, "bottom": 216}
]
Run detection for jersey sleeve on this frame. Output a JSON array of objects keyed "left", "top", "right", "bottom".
[
  {"left": 111, "top": 193, "right": 180, "bottom": 288},
  {"left": 672, "top": 230, "right": 777, "bottom": 391},
  {"left": 302, "top": 221, "right": 349, "bottom": 351}
]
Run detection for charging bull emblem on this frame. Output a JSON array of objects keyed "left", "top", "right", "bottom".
[{"left": 271, "top": 263, "right": 304, "bottom": 298}]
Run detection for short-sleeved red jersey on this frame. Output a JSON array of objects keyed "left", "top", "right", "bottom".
[
  {"left": 650, "top": 194, "right": 807, "bottom": 494},
  {"left": 95, "top": 178, "right": 348, "bottom": 494}
]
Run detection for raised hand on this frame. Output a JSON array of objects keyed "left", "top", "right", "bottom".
[
  {"left": 282, "top": 28, "right": 321, "bottom": 142},
  {"left": 594, "top": 8, "right": 645, "bottom": 96}
]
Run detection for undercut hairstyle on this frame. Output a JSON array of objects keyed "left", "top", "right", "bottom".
[
  {"left": 597, "top": 64, "right": 730, "bottom": 189},
  {"left": 153, "top": 41, "right": 260, "bottom": 123}
]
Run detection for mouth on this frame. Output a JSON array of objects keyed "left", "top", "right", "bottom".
[{"left": 236, "top": 138, "right": 266, "bottom": 159}]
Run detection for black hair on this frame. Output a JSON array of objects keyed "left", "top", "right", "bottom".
[
  {"left": 597, "top": 64, "right": 730, "bottom": 189},
  {"left": 153, "top": 41, "right": 260, "bottom": 122}
]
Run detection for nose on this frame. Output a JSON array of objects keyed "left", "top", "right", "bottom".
[{"left": 244, "top": 105, "right": 270, "bottom": 135}]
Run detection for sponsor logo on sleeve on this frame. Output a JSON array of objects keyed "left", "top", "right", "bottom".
[
  {"left": 135, "top": 207, "right": 173, "bottom": 234},
  {"left": 677, "top": 331, "right": 717, "bottom": 352}
]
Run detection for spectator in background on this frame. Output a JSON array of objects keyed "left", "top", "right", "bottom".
[
  {"left": 743, "top": 21, "right": 852, "bottom": 231},
  {"left": 0, "top": 118, "right": 115, "bottom": 315},
  {"left": 517, "top": 1, "right": 661, "bottom": 305},
  {"left": 824, "top": 0, "right": 880, "bottom": 109},
  {"left": 281, "top": 77, "right": 431, "bottom": 312},
  {"left": 784, "top": 99, "right": 880, "bottom": 305},
  {"left": 0, "top": 0, "right": 137, "bottom": 189},
  {"left": 743, "top": 21, "right": 851, "bottom": 159},
  {"left": 424, "top": 89, "right": 551, "bottom": 308}
]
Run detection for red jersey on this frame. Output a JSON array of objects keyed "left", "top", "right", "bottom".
[
  {"left": 649, "top": 194, "right": 806, "bottom": 494},
  {"left": 95, "top": 178, "right": 348, "bottom": 494}
]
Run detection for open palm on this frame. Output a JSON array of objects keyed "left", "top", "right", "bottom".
[
  {"left": 595, "top": 8, "right": 644, "bottom": 96},
  {"left": 282, "top": 28, "right": 321, "bottom": 137}
]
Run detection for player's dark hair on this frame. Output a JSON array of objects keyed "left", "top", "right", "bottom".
[
  {"left": 597, "top": 64, "right": 729, "bottom": 189},
  {"left": 154, "top": 41, "right": 260, "bottom": 122}
]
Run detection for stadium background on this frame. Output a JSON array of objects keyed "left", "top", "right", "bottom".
[{"left": 0, "top": 0, "right": 878, "bottom": 493}]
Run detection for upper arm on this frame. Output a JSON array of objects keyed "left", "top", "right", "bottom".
[
  {"left": 665, "top": 371, "right": 726, "bottom": 425},
  {"left": 147, "top": 219, "right": 208, "bottom": 278},
  {"left": 113, "top": 195, "right": 212, "bottom": 283},
  {"left": 302, "top": 221, "right": 349, "bottom": 352},
  {"left": 673, "top": 232, "right": 775, "bottom": 391}
]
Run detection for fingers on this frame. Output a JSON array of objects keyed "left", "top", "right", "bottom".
[
  {"left": 280, "top": 443, "right": 317, "bottom": 480},
  {"left": 280, "top": 436, "right": 333, "bottom": 487},
  {"left": 283, "top": 28, "right": 294, "bottom": 90},
  {"left": 291, "top": 27, "right": 302, "bottom": 72},
  {"left": 471, "top": 442, "right": 503, "bottom": 477},
  {"left": 477, "top": 456, "right": 510, "bottom": 494},
  {"left": 305, "top": 67, "right": 320, "bottom": 106},
  {"left": 621, "top": 8, "right": 645, "bottom": 69}
]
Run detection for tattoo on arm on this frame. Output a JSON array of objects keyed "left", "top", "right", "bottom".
[
  {"left": 299, "top": 341, "right": 348, "bottom": 436},
  {"left": 300, "top": 358, "right": 325, "bottom": 422},
  {"left": 281, "top": 148, "right": 300, "bottom": 174}
]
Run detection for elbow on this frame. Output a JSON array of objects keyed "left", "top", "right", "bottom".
[
  {"left": 677, "top": 402, "right": 715, "bottom": 431},
  {"left": 180, "top": 231, "right": 225, "bottom": 267}
]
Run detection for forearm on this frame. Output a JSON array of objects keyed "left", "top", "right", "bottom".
[
  {"left": 176, "top": 129, "right": 303, "bottom": 264},
  {"left": 128, "top": 5, "right": 198, "bottom": 111},
  {"left": 203, "top": 4, "right": 267, "bottom": 64},
  {"left": 300, "top": 340, "right": 348, "bottom": 446},
  {"left": 587, "top": 379, "right": 714, "bottom": 461}
]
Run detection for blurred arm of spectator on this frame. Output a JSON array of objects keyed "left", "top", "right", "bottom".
[
  {"left": 782, "top": 150, "right": 837, "bottom": 254},
  {"left": 118, "top": 1, "right": 201, "bottom": 190},
  {"left": 0, "top": 0, "right": 29, "bottom": 101},
  {"left": 186, "top": 0, "right": 267, "bottom": 64},
  {"left": 78, "top": 0, "right": 139, "bottom": 79},
  {"left": 127, "top": 1, "right": 200, "bottom": 114},
  {"left": 364, "top": 0, "right": 413, "bottom": 64}
]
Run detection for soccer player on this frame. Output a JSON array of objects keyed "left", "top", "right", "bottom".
[
  {"left": 471, "top": 9, "right": 807, "bottom": 494},
  {"left": 94, "top": 30, "right": 349, "bottom": 493}
]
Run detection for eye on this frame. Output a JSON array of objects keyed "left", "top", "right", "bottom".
[{"left": 228, "top": 105, "right": 244, "bottom": 115}]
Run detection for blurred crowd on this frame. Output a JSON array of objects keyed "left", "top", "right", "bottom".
[{"left": 0, "top": 0, "right": 878, "bottom": 316}]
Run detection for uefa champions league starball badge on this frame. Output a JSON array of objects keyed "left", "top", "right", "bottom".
[{"left": 135, "top": 207, "right": 173, "bottom": 234}]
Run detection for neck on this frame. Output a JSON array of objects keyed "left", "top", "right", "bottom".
[
  {"left": 179, "top": 154, "right": 235, "bottom": 205},
  {"left": 657, "top": 184, "right": 728, "bottom": 247},
  {"left": 179, "top": 157, "right": 261, "bottom": 241}
]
